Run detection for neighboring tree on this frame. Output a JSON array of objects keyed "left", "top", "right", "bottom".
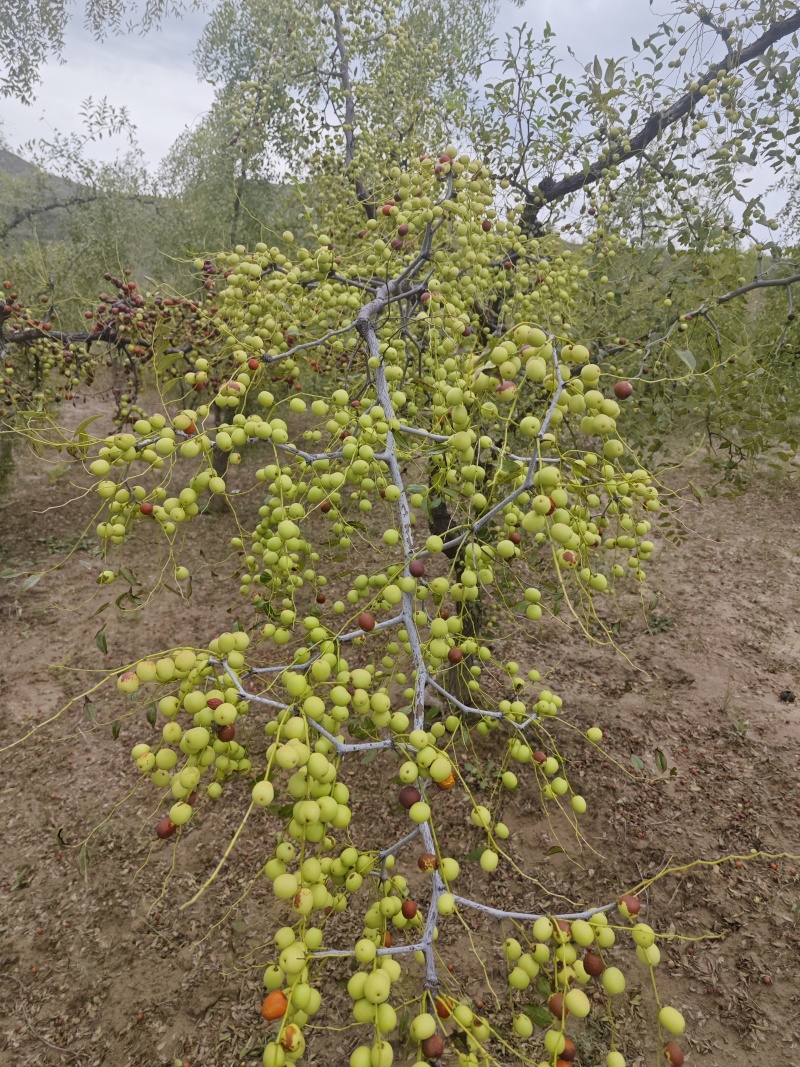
[
  {"left": 1, "top": 0, "right": 206, "bottom": 102},
  {"left": 472, "top": 2, "right": 800, "bottom": 240},
  {"left": 157, "top": 88, "right": 298, "bottom": 248},
  {"left": 193, "top": 0, "right": 498, "bottom": 225},
  {"left": 0, "top": 266, "right": 224, "bottom": 422}
]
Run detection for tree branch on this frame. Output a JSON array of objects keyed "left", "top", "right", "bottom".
[
  {"left": 713, "top": 271, "right": 800, "bottom": 306},
  {"left": 4, "top": 327, "right": 92, "bottom": 346},
  {"left": 0, "top": 190, "right": 158, "bottom": 240},
  {"left": 331, "top": 4, "right": 375, "bottom": 220},
  {"left": 518, "top": 10, "right": 800, "bottom": 226}
]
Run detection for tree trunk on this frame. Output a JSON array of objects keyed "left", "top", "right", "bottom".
[
  {"left": 230, "top": 162, "right": 247, "bottom": 247},
  {"left": 427, "top": 497, "right": 482, "bottom": 709},
  {"left": 209, "top": 402, "right": 230, "bottom": 514}
]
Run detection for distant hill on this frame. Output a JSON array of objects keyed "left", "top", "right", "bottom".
[
  {"left": 0, "top": 147, "right": 81, "bottom": 243},
  {"left": 0, "top": 147, "right": 38, "bottom": 177}
]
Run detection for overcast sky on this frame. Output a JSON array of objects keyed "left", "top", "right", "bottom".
[{"left": 0, "top": 0, "right": 661, "bottom": 166}]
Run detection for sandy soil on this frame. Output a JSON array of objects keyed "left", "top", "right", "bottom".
[{"left": 0, "top": 426, "right": 798, "bottom": 1067}]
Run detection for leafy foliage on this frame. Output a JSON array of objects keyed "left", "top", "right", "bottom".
[{"left": 0, "top": 0, "right": 204, "bottom": 102}]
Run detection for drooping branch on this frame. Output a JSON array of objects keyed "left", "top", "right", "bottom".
[{"left": 0, "top": 190, "right": 158, "bottom": 241}]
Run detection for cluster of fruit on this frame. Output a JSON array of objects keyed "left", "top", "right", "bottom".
[
  {"left": 116, "top": 602, "right": 689, "bottom": 1067},
  {"left": 0, "top": 271, "right": 223, "bottom": 424},
  {"left": 95, "top": 151, "right": 678, "bottom": 1067}
]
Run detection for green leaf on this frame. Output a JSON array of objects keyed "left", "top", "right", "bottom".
[
  {"left": 522, "top": 1004, "right": 553, "bottom": 1028},
  {"left": 465, "top": 846, "right": 486, "bottom": 861},
  {"left": 22, "top": 572, "right": 43, "bottom": 591},
  {"left": 78, "top": 842, "right": 89, "bottom": 877},
  {"left": 95, "top": 627, "right": 108, "bottom": 655},
  {"left": 111, "top": 719, "right": 121, "bottom": 740},
  {"left": 115, "top": 590, "right": 139, "bottom": 609},
  {"left": 593, "top": 55, "right": 602, "bottom": 80},
  {"left": 675, "top": 348, "right": 696, "bottom": 372},
  {"left": 146, "top": 704, "right": 157, "bottom": 726},
  {"left": 630, "top": 753, "right": 645, "bottom": 772},
  {"left": 72, "top": 414, "right": 103, "bottom": 457},
  {"left": 546, "top": 845, "right": 565, "bottom": 856},
  {"left": 655, "top": 749, "right": 667, "bottom": 773},
  {"left": 84, "top": 699, "right": 97, "bottom": 723},
  {"left": 154, "top": 346, "right": 187, "bottom": 376}
]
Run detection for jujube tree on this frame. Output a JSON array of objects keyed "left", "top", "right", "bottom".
[{"left": 49, "top": 153, "right": 677, "bottom": 1067}]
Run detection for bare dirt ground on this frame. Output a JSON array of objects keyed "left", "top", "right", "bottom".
[{"left": 0, "top": 426, "right": 798, "bottom": 1067}]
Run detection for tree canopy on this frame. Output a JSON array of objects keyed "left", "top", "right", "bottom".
[{"left": 1, "top": 0, "right": 206, "bottom": 102}]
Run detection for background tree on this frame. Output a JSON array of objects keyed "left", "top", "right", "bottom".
[
  {"left": 471, "top": 2, "right": 800, "bottom": 239},
  {"left": 0, "top": 99, "right": 176, "bottom": 315},
  {"left": 1, "top": 0, "right": 205, "bottom": 102},
  {"left": 157, "top": 83, "right": 299, "bottom": 249},
  {"left": 194, "top": 0, "right": 498, "bottom": 225}
]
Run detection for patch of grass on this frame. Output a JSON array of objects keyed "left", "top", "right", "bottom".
[
  {"left": 35, "top": 535, "right": 94, "bottom": 553},
  {"left": 646, "top": 612, "right": 673, "bottom": 634}
]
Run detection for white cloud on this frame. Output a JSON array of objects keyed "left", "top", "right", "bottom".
[{"left": 499, "top": 0, "right": 658, "bottom": 55}]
